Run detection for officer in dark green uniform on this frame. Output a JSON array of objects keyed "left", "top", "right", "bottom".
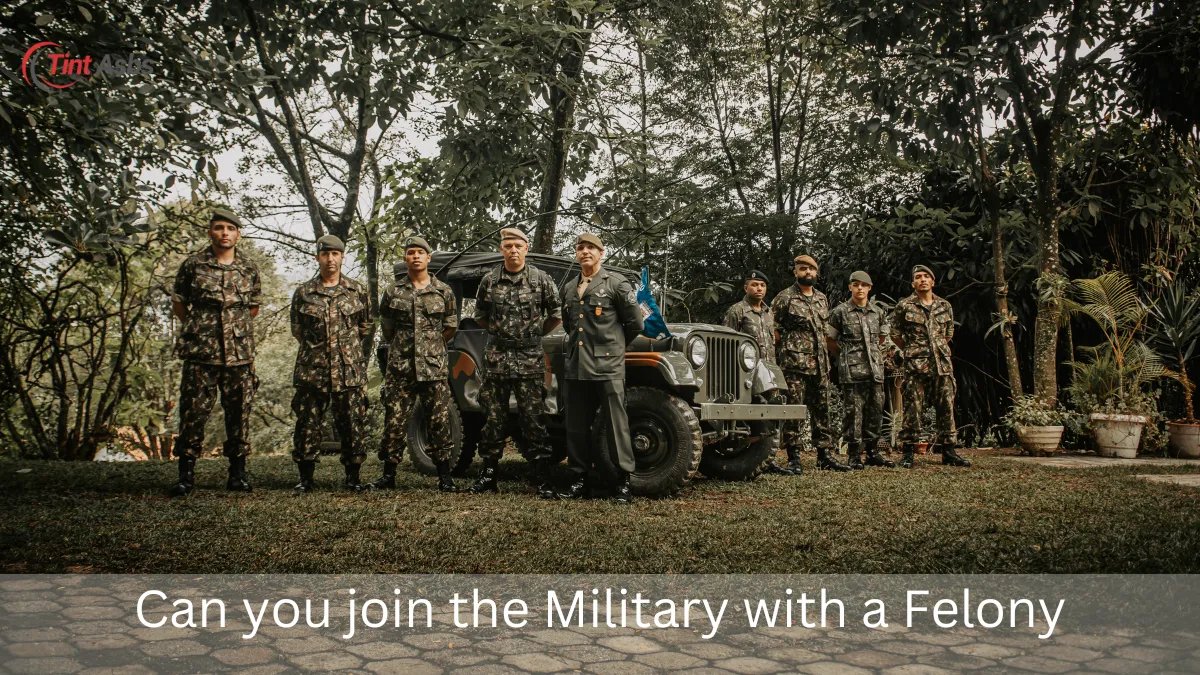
[
  {"left": 827, "top": 271, "right": 895, "bottom": 470},
  {"left": 468, "top": 227, "right": 562, "bottom": 496},
  {"left": 552, "top": 233, "right": 644, "bottom": 502},
  {"left": 168, "top": 208, "right": 261, "bottom": 497},
  {"left": 372, "top": 235, "right": 461, "bottom": 492},
  {"left": 289, "top": 235, "right": 373, "bottom": 493}
]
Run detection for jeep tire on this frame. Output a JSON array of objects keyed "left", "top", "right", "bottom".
[
  {"left": 406, "top": 397, "right": 464, "bottom": 476},
  {"left": 595, "top": 386, "right": 702, "bottom": 497}
]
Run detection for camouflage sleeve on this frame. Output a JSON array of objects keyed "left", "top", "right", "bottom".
[
  {"left": 442, "top": 285, "right": 458, "bottom": 334},
  {"left": 889, "top": 301, "right": 903, "bottom": 345},
  {"left": 379, "top": 285, "right": 396, "bottom": 342},
  {"left": 290, "top": 287, "right": 302, "bottom": 340},
  {"left": 543, "top": 272, "right": 562, "bottom": 322},
  {"left": 826, "top": 304, "right": 842, "bottom": 340},
  {"left": 770, "top": 292, "right": 792, "bottom": 329},
  {"left": 722, "top": 304, "right": 740, "bottom": 331},
  {"left": 474, "top": 273, "right": 492, "bottom": 324},
  {"left": 247, "top": 263, "right": 263, "bottom": 308},
  {"left": 358, "top": 285, "right": 373, "bottom": 361},
  {"left": 172, "top": 258, "right": 193, "bottom": 305},
  {"left": 615, "top": 277, "right": 644, "bottom": 345},
  {"left": 945, "top": 302, "right": 955, "bottom": 343}
]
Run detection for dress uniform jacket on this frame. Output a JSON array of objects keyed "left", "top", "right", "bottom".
[{"left": 559, "top": 267, "right": 644, "bottom": 380}]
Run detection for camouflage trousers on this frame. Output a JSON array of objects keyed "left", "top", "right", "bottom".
[
  {"left": 781, "top": 371, "right": 833, "bottom": 451},
  {"left": 841, "top": 381, "right": 884, "bottom": 445},
  {"left": 176, "top": 362, "right": 257, "bottom": 459},
  {"left": 899, "top": 372, "right": 957, "bottom": 445},
  {"left": 291, "top": 386, "right": 368, "bottom": 465},
  {"left": 379, "top": 376, "right": 454, "bottom": 465},
  {"left": 479, "top": 376, "right": 549, "bottom": 461}
]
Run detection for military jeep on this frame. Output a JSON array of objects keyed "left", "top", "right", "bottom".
[{"left": 394, "top": 251, "right": 806, "bottom": 497}]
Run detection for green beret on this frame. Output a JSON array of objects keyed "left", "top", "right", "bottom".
[
  {"left": 209, "top": 207, "right": 242, "bottom": 229},
  {"left": 403, "top": 235, "right": 432, "bottom": 254},
  {"left": 574, "top": 232, "right": 604, "bottom": 249},
  {"left": 912, "top": 264, "right": 935, "bottom": 280},
  {"left": 316, "top": 235, "right": 344, "bottom": 253},
  {"left": 849, "top": 270, "right": 873, "bottom": 286}
]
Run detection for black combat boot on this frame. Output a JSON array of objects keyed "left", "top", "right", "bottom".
[
  {"left": 865, "top": 444, "right": 896, "bottom": 468},
  {"left": 167, "top": 456, "right": 196, "bottom": 497},
  {"left": 816, "top": 447, "right": 852, "bottom": 472},
  {"left": 344, "top": 463, "right": 365, "bottom": 492},
  {"left": 293, "top": 461, "right": 316, "bottom": 494},
  {"left": 899, "top": 444, "right": 915, "bottom": 469},
  {"left": 436, "top": 460, "right": 459, "bottom": 493},
  {"left": 467, "top": 457, "right": 500, "bottom": 494},
  {"left": 613, "top": 472, "right": 633, "bottom": 504},
  {"left": 785, "top": 447, "right": 804, "bottom": 475},
  {"left": 762, "top": 458, "right": 790, "bottom": 475},
  {"left": 846, "top": 443, "right": 865, "bottom": 470},
  {"left": 226, "top": 455, "right": 252, "bottom": 492},
  {"left": 939, "top": 445, "right": 972, "bottom": 467},
  {"left": 369, "top": 462, "right": 397, "bottom": 490},
  {"left": 555, "top": 477, "right": 588, "bottom": 500},
  {"left": 527, "top": 458, "right": 557, "bottom": 498}
]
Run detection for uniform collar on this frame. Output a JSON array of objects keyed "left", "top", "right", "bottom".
[
  {"left": 499, "top": 264, "right": 531, "bottom": 284},
  {"left": 200, "top": 246, "right": 243, "bottom": 267},
  {"left": 742, "top": 295, "right": 768, "bottom": 311},
  {"left": 848, "top": 300, "right": 871, "bottom": 312},
  {"left": 398, "top": 274, "right": 437, "bottom": 290},
  {"left": 308, "top": 274, "right": 352, "bottom": 294}
]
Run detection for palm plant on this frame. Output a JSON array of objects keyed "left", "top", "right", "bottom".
[
  {"left": 1063, "top": 272, "right": 1176, "bottom": 411},
  {"left": 1147, "top": 281, "right": 1200, "bottom": 422}
]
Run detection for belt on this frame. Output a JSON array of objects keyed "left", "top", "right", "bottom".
[{"left": 492, "top": 336, "right": 543, "bottom": 349}]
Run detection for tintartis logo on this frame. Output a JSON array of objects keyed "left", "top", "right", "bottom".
[{"left": 22, "top": 41, "right": 154, "bottom": 93}]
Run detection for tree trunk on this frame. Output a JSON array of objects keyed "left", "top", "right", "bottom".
[
  {"left": 533, "top": 18, "right": 593, "bottom": 254},
  {"left": 980, "top": 168, "right": 1023, "bottom": 397},
  {"left": 1031, "top": 161, "right": 1062, "bottom": 405}
]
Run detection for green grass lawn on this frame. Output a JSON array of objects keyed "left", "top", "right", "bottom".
[{"left": 2, "top": 450, "right": 1199, "bottom": 574}]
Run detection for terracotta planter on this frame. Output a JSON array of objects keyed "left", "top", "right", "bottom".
[
  {"left": 1090, "top": 413, "right": 1148, "bottom": 459},
  {"left": 913, "top": 442, "right": 929, "bottom": 454},
  {"left": 1016, "top": 425, "right": 1064, "bottom": 457},
  {"left": 1167, "top": 421, "right": 1200, "bottom": 459}
]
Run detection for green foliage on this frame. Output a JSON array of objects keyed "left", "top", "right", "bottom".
[
  {"left": 1003, "top": 395, "right": 1067, "bottom": 430},
  {"left": 1147, "top": 280, "right": 1200, "bottom": 421}
]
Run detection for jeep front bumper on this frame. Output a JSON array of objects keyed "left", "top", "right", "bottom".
[{"left": 697, "top": 403, "right": 807, "bottom": 421}]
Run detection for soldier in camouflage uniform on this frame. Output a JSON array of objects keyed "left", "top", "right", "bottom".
[
  {"left": 289, "top": 235, "right": 373, "bottom": 494},
  {"left": 827, "top": 271, "right": 895, "bottom": 470},
  {"left": 889, "top": 264, "right": 971, "bottom": 468},
  {"left": 723, "top": 269, "right": 789, "bottom": 474},
  {"left": 468, "top": 228, "right": 563, "bottom": 496},
  {"left": 770, "top": 254, "right": 850, "bottom": 473},
  {"left": 372, "top": 235, "right": 461, "bottom": 492},
  {"left": 168, "top": 208, "right": 262, "bottom": 497}
]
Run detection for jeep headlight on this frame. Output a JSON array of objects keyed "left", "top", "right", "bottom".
[
  {"left": 739, "top": 341, "right": 758, "bottom": 371},
  {"left": 686, "top": 335, "right": 707, "bottom": 368}
]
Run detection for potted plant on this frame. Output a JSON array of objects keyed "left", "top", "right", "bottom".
[
  {"left": 1147, "top": 281, "right": 1200, "bottom": 459},
  {"left": 1003, "top": 396, "right": 1066, "bottom": 456},
  {"left": 1064, "top": 272, "right": 1175, "bottom": 458}
]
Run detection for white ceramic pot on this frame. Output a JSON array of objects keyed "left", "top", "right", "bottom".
[
  {"left": 1016, "top": 425, "right": 1065, "bottom": 456},
  {"left": 1167, "top": 422, "right": 1200, "bottom": 459},
  {"left": 1090, "top": 413, "right": 1148, "bottom": 459}
]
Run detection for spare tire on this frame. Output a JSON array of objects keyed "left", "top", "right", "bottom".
[
  {"left": 595, "top": 386, "right": 702, "bottom": 497},
  {"left": 406, "top": 397, "right": 464, "bottom": 476}
]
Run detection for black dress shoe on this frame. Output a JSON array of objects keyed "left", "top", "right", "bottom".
[{"left": 555, "top": 479, "right": 587, "bottom": 500}]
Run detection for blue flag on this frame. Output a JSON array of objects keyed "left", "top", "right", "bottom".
[{"left": 637, "top": 267, "right": 672, "bottom": 340}]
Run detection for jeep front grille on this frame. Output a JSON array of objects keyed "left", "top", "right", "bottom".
[{"left": 703, "top": 336, "right": 740, "bottom": 402}]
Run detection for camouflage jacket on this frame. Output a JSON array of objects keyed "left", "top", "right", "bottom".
[
  {"left": 172, "top": 247, "right": 262, "bottom": 366},
  {"left": 290, "top": 275, "right": 372, "bottom": 391},
  {"left": 770, "top": 284, "right": 830, "bottom": 377},
  {"left": 890, "top": 293, "right": 955, "bottom": 376},
  {"left": 380, "top": 275, "right": 458, "bottom": 382},
  {"left": 723, "top": 297, "right": 776, "bottom": 366},
  {"left": 474, "top": 263, "right": 563, "bottom": 379},
  {"left": 827, "top": 300, "right": 887, "bottom": 384}
]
